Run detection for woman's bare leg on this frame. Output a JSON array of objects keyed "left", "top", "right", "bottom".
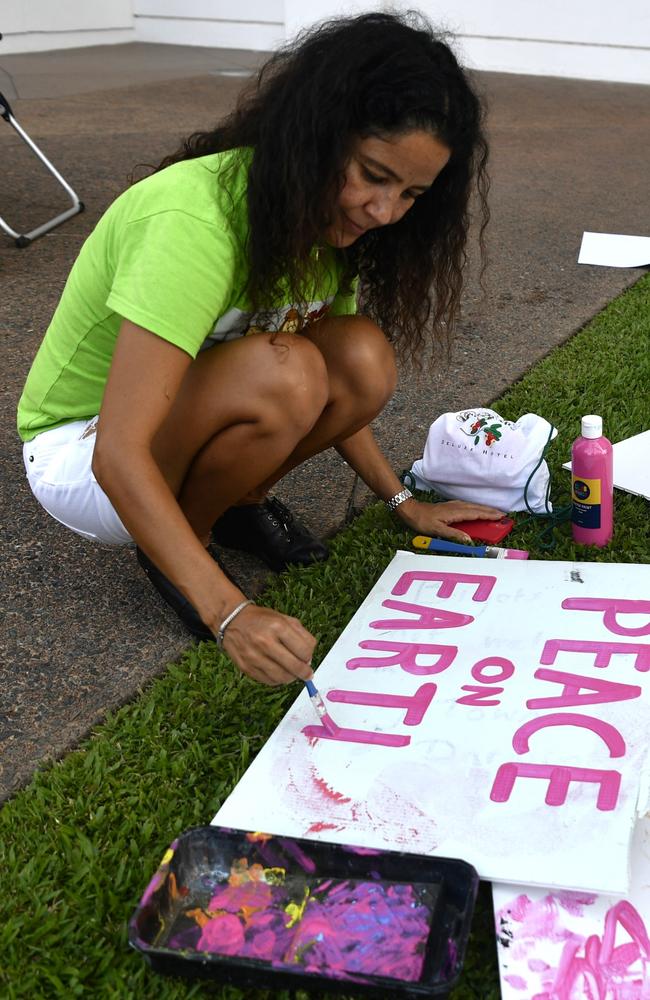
[
  {"left": 150, "top": 331, "right": 329, "bottom": 543},
  {"left": 250, "top": 314, "right": 397, "bottom": 496},
  {"left": 150, "top": 315, "right": 394, "bottom": 544}
]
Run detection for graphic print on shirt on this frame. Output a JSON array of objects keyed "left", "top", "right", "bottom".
[{"left": 202, "top": 298, "right": 334, "bottom": 348}]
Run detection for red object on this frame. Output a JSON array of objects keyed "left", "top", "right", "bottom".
[{"left": 453, "top": 516, "right": 514, "bottom": 544}]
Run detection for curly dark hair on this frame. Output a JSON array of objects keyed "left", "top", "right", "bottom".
[{"left": 156, "top": 11, "right": 489, "bottom": 363}]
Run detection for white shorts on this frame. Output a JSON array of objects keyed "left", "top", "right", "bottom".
[{"left": 23, "top": 417, "right": 132, "bottom": 545}]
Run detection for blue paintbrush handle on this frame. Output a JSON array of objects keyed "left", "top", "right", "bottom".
[{"left": 424, "top": 538, "right": 486, "bottom": 556}]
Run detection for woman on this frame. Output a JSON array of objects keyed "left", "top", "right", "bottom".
[{"left": 17, "top": 11, "right": 502, "bottom": 688}]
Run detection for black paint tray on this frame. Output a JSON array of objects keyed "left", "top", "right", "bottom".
[{"left": 129, "top": 825, "right": 478, "bottom": 997}]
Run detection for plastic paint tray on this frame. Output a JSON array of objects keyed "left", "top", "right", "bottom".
[{"left": 128, "top": 825, "right": 478, "bottom": 997}]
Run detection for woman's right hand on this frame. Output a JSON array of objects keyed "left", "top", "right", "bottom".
[{"left": 219, "top": 603, "right": 317, "bottom": 686}]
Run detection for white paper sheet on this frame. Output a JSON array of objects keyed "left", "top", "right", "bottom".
[
  {"left": 578, "top": 231, "right": 650, "bottom": 267},
  {"left": 494, "top": 814, "right": 650, "bottom": 998},
  {"left": 563, "top": 429, "right": 650, "bottom": 501},
  {"left": 214, "top": 552, "right": 650, "bottom": 895}
]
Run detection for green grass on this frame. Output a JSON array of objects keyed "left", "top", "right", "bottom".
[{"left": 2, "top": 273, "right": 649, "bottom": 999}]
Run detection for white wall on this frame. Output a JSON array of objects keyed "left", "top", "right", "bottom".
[
  {"left": 2, "top": 0, "right": 649, "bottom": 84},
  {"left": 1, "top": 0, "right": 135, "bottom": 53},
  {"left": 285, "top": 0, "right": 381, "bottom": 39},
  {"left": 287, "top": 0, "right": 650, "bottom": 85},
  {"left": 133, "top": 0, "right": 285, "bottom": 51},
  {"left": 404, "top": 0, "right": 650, "bottom": 85}
]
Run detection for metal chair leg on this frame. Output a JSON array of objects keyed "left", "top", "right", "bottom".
[{"left": 0, "top": 91, "right": 84, "bottom": 248}]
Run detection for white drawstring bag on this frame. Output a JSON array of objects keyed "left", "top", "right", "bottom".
[{"left": 409, "top": 408, "right": 557, "bottom": 513}]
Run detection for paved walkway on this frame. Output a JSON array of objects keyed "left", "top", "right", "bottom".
[{"left": 1, "top": 43, "right": 648, "bottom": 800}]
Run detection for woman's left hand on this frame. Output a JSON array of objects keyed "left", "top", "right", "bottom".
[{"left": 395, "top": 498, "right": 505, "bottom": 544}]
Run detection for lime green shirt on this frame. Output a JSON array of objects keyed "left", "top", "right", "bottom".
[{"left": 17, "top": 149, "right": 357, "bottom": 442}]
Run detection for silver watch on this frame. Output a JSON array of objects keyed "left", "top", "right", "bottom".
[{"left": 385, "top": 487, "right": 413, "bottom": 511}]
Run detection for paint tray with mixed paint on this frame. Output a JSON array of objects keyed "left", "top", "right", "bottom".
[{"left": 129, "top": 825, "right": 478, "bottom": 997}]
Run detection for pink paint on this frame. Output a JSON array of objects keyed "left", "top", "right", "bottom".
[
  {"left": 472, "top": 656, "right": 515, "bottom": 683},
  {"left": 552, "top": 901, "right": 650, "bottom": 999},
  {"left": 456, "top": 685, "right": 504, "bottom": 707},
  {"left": 504, "top": 974, "right": 528, "bottom": 989},
  {"left": 495, "top": 891, "right": 630, "bottom": 998},
  {"left": 501, "top": 893, "right": 591, "bottom": 942},
  {"left": 312, "top": 776, "right": 351, "bottom": 804},
  {"left": 527, "top": 669, "right": 641, "bottom": 709},
  {"left": 571, "top": 418, "right": 613, "bottom": 547},
  {"left": 490, "top": 763, "right": 621, "bottom": 810},
  {"left": 391, "top": 569, "right": 496, "bottom": 602},
  {"left": 562, "top": 597, "right": 650, "bottom": 637},
  {"left": 541, "top": 638, "right": 650, "bottom": 673},
  {"left": 512, "top": 713, "right": 626, "bottom": 758},
  {"left": 320, "top": 712, "right": 338, "bottom": 736},
  {"left": 370, "top": 599, "right": 473, "bottom": 630},
  {"left": 528, "top": 959, "right": 551, "bottom": 972},
  {"left": 346, "top": 640, "right": 458, "bottom": 675},
  {"left": 302, "top": 723, "right": 410, "bottom": 747},
  {"left": 178, "top": 876, "right": 434, "bottom": 983},
  {"left": 307, "top": 821, "right": 341, "bottom": 833},
  {"left": 554, "top": 892, "right": 598, "bottom": 917},
  {"left": 327, "top": 684, "right": 437, "bottom": 726},
  {"left": 198, "top": 912, "right": 245, "bottom": 955}
]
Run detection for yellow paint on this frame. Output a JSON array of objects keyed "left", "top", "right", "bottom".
[{"left": 285, "top": 886, "right": 310, "bottom": 928}]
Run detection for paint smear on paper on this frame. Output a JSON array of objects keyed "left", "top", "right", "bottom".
[
  {"left": 496, "top": 891, "right": 650, "bottom": 997},
  {"left": 164, "top": 855, "right": 436, "bottom": 983}
]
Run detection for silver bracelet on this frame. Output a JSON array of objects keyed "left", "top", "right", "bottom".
[
  {"left": 216, "top": 599, "right": 255, "bottom": 649},
  {"left": 384, "top": 487, "right": 414, "bottom": 512}
]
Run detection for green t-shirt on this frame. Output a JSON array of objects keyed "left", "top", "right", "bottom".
[{"left": 17, "top": 148, "right": 357, "bottom": 442}]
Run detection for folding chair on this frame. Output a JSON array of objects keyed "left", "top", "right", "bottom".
[{"left": 0, "top": 89, "right": 84, "bottom": 247}]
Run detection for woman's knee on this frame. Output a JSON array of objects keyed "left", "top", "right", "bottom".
[
  {"left": 246, "top": 332, "right": 330, "bottom": 436},
  {"left": 311, "top": 315, "right": 397, "bottom": 408}
]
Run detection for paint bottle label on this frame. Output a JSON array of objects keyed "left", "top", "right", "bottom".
[{"left": 571, "top": 475, "right": 602, "bottom": 528}]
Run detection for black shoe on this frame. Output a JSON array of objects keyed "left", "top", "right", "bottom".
[
  {"left": 212, "top": 497, "right": 328, "bottom": 573},
  {"left": 136, "top": 545, "right": 236, "bottom": 641}
]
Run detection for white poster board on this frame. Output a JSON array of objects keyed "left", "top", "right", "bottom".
[
  {"left": 493, "top": 814, "right": 650, "bottom": 997},
  {"left": 215, "top": 552, "right": 650, "bottom": 894},
  {"left": 578, "top": 231, "right": 650, "bottom": 267},
  {"left": 563, "top": 429, "right": 650, "bottom": 502}
]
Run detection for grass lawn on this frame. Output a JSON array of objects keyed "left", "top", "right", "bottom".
[{"left": 1, "top": 273, "right": 649, "bottom": 999}]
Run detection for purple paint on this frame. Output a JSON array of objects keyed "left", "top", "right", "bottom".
[
  {"left": 167, "top": 866, "right": 434, "bottom": 983},
  {"left": 130, "top": 827, "right": 479, "bottom": 994}
]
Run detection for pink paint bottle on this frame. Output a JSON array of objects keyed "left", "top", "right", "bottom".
[{"left": 571, "top": 414, "right": 613, "bottom": 547}]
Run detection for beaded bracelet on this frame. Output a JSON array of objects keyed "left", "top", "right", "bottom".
[{"left": 216, "top": 599, "right": 255, "bottom": 649}]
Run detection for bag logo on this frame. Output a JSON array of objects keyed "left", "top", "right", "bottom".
[{"left": 460, "top": 416, "right": 504, "bottom": 447}]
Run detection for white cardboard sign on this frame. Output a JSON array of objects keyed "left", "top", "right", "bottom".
[
  {"left": 215, "top": 552, "right": 650, "bottom": 894},
  {"left": 578, "top": 231, "right": 650, "bottom": 267},
  {"left": 493, "top": 814, "right": 650, "bottom": 997}
]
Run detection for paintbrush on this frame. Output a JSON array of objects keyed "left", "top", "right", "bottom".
[
  {"left": 412, "top": 536, "right": 529, "bottom": 560},
  {"left": 305, "top": 679, "right": 338, "bottom": 734}
]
